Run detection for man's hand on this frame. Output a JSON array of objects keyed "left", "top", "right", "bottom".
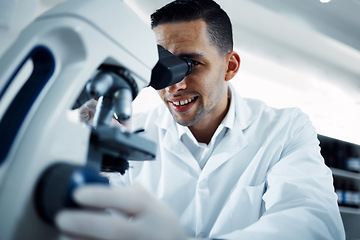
[
  {"left": 55, "top": 184, "right": 187, "bottom": 240},
  {"left": 78, "top": 99, "right": 130, "bottom": 129},
  {"left": 78, "top": 99, "right": 97, "bottom": 124}
]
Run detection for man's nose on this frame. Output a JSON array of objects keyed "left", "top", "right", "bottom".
[{"left": 166, "top": 78, "right": 187, "bottom": 93}]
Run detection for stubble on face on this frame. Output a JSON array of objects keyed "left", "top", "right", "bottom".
[
  {"left": 172, "top": 98, "right": 204, "bottom": 127},
  {"left": 164, "top": 67, "right": 225, "bottom": 127},
  {"left": 154, "top": 20, "right": 229, "bottom": 128}
]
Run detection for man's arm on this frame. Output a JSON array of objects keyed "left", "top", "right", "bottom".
[{"left": 219, "top": 109, "right": 345, "bottom": 240}]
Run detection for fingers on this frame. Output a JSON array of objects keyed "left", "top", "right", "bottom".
[
  {"left": 79, "top": 109, "right": 94, "bottom": 122},
  {"left": 79, "top": 99, "right": 97, "bottom": 122},
  {"left": 111, "top": 118, "right": 132, "bottom": 131},
  {"left": 56, "top": 185, "right": 153, "bottom": 240},
  {"left": 85, "top": 99, "right": 98, "bottom": 109},
  {"left": 56, "top": 209, "right": 137, "bottom": 240},
  {"left": 56, "top": 185, "right": 188, "bottom": 240},
  {"left": 78, "top": 99, "right": 132, "bottom": 130},
  {"left": 73, "top": 185, "right": 150, "bottom": 216}
]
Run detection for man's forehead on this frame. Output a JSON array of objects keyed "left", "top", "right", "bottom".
[
  {"left": 153, "top": 20, "right": 210, "bottom": 47},
  {"left": 154, "top": 20, "right": 207, "bottom": 37}
]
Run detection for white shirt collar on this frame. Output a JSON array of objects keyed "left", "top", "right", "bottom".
[{"left": 176, "top": 85, "right": 235, "bottom": 143}]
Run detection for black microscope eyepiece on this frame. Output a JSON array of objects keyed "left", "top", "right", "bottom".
[{"left": 149, "top": 45, "right": 194, "bottom": 90}]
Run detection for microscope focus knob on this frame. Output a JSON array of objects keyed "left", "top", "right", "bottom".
[{"left": 34, "top": 163, "right": 109, "bottom": 224}]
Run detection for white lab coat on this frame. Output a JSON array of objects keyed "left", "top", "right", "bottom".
[{"left": 109, "top": 85, "right": 345, "bottom": 240}]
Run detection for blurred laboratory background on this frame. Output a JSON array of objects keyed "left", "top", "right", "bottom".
[{"left": 1, "top": 0, "right": 359, "bottom": 239}]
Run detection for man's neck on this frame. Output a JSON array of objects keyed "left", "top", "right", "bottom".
[{"left": 189, "top": 90, "right": 231, "bottom": 145}]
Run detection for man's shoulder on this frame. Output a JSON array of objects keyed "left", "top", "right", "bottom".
[
  {"left": 240, "top": 96, "right": 305, "bottom": 118},
  {"left": 235, "top": 94, "right": 309, "bottom": 130}
]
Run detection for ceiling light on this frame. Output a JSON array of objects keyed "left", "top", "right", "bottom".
[{"left": 319, "top": 0, "right": 331, "bottom": 3}]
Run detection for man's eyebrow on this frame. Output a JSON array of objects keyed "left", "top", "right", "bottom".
[{"left": 177, "top": 53, "right": 204, "bottom": 59}]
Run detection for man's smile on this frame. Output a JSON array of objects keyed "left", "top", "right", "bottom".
[
  {"left": 168, "top": 96, "right": 199, "bottom": 113},
  {"left": 170, "top": 96, "right": 197, "bottom": 106}
]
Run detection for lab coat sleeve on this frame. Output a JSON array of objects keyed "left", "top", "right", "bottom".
[{"left": 218, "top": 109, "right": 345, "bottom": 240}]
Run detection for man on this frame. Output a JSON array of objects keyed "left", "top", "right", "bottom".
[{"left": 56, "top": 0, "right": 345, "bottom": 239}]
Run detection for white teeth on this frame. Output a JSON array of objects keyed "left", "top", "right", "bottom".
[{"left": 172, "top": 97, "right": 196, "bottom": 106}]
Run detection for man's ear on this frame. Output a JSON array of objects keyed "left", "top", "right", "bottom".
[{"left": 225, "top": 51, "right": 240, "bottom": 81}]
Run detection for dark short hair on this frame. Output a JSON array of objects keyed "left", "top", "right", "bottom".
[{"left": 151, "top": 0, "right": 233, "bottom": 55}]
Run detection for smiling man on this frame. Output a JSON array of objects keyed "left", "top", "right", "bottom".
[
  {"left": 57, "top": 1, "right": 345, "bottom": 239},
  {"left": 154, "top": 18, "right": 240, "bottom": 144}
]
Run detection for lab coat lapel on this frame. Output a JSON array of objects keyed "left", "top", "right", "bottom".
[
  {"left": 201, "top": 88, "right": 253, "bottom": 176},
  {"left": 202, "top": 127, "right": 248, "bottom": 176},
  {"left": 161, "top": 128, "right": 201, "bottom": 172},
  {"left": 155, "top": 108, "right": 201, "bottom": 173},
  {"left": 154, "top": 86, "right": 254, "bottom": 176}
]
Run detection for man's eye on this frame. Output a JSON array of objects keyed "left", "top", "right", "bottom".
[{"left": 192, "top": 60, "right": 200, "bottom": 66}]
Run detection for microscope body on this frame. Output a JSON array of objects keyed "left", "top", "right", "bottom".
[{"left": 0, "top": 1, "right": 158, "bottom": 239}]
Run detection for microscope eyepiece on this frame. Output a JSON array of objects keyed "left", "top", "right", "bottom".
[
  {"left": 181, "top": 57, "right": 194, "bottom": 76},
  {"left": 149, "top": 45, "right": 194, "bottom": 90}
]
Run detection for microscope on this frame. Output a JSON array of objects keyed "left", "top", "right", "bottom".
[{"left": 0, "top": 0, "right": 193, "bottom": 239}]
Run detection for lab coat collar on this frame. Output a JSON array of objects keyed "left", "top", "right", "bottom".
[
  {"left": 229, "top": 83, "right": 253, "bottom": 131},
  {"left": 202, "top": 84, "right": 251, "bottom": 175},
  {"left": 153, "top": 105, "right": 200, "bottom": 172},
  {"left": 153, "top": 83, "right": 255, "bottom": 174},
  {"left": 155, "top": 104, "right": 177, "bottom": 133}
]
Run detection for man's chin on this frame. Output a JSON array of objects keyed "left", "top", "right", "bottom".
[
  {"left": 172, "top": 113, "right": 200, "bottom": 127},
  {"left": 167, "top": 105, "right": 203, "bottom": 127}
]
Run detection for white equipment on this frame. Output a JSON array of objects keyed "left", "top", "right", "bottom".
[{"left": 0, "top": 1, "right": 193, "bottom": 239}]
